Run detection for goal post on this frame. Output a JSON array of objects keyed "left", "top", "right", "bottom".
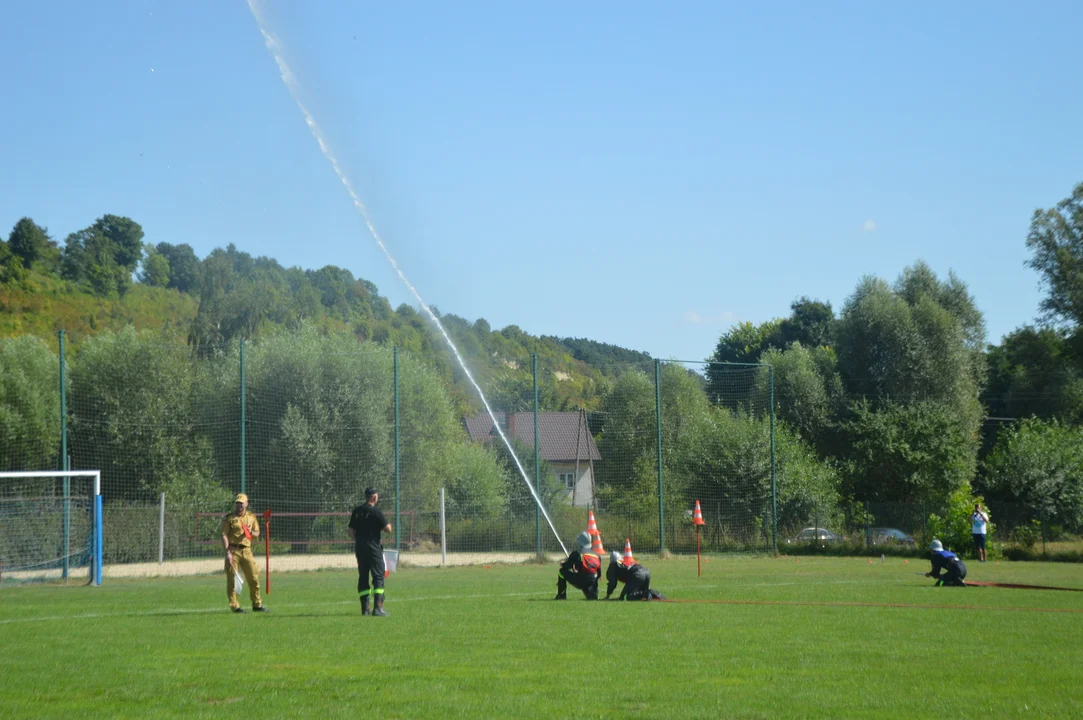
[{"left": 0, "top": 470, "right": 102, "bottom": 586}]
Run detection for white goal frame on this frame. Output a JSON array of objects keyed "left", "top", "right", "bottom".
[{"left": 0, "top": 470, "right": 103, "bottom": 585}]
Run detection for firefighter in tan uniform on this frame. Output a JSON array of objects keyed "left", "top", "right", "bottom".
[{"left": 221, "top": 493, "right": 269, "bottom": 613}]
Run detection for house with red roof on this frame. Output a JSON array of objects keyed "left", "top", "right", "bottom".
[{"left": 462, "top": 411, "right": 601, "bottom": 507}]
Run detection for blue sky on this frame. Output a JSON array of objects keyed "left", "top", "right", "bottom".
[{"left": 2, "top": 1, "right": 1081, "bottom": 362}]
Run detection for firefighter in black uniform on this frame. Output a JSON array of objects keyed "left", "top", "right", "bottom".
[
  {"left": 925, "top": 539, "right": 968, "bottom": 587},
  {"left": 605, "top": 551, "right": 665, "bottom": 601},
  {"left": 555, "top": 531, "right": 601, "bottom": 600},
  {"left": 348, "top": 487, "right": 393, "bottom": 616}
]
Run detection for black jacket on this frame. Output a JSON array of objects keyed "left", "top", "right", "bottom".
[{"left": 606, "top": 561, "right": 648, "bottom": 599}]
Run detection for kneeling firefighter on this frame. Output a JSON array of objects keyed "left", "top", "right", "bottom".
[
  {"left": 925, "top": 539, "right": 968, "bottom": 587},
  {"left": 605, "top": 551, "right": 665, "bottom": 601},
  {"left": 555, "top": 531, "right": 602, "bottom": 600}
]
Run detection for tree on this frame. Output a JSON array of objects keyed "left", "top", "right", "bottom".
[
  {"left": 984, "top": 418, "right": 1083, "bottom": 530},
  {"left": 61, "top": 228, "right": 132, "bottom": 297},
  {"left": 842, "top": 400, "right": 975, "bottom": 504},
  {"left": 709, "top": 320, "right": 782, "bottom": 365},
  {"left": 0, "top": 239, "right": 27, "bottom": 283},
  {"left": 231, "top": 327, "right": 506, "bottom": 524},
  {"left": 984, "top": 326, "right": 1083, "bottom": 426},
  {"left": 758, "top": 342, "right": 842, "bottom": 452},
  {"left": 441, "top": 442, "right": 509, "bottom": 518},
  {"left": 92, "top": 215, "right": 144, "bottom": 271},
  {"left": 69, "top": 327, "right": 226, "bottom": 512},
  {"left": 139, "top": 249, "right": 171, "bottom": 287},
  {"left": 706, "top": 319, "right": 782, "bottom": 404},
  {"left": 895, "top": 261, "right": 985, "bottom": 352},
  {"left": 0, "top": 336, "right": 61, "bottom": 471},
  {"left": 1025, "top": 181, "right": 1083, "bottom": 329},
  {"left": 7, "top": 217, "right": 59, "bottom": 272},
  {"left": 154, "top": 242, "right": 201, "bottom": 293},
  {"left": 59, "top": 215, "right": 144, "bottom": 297},
  {"left": 594, "top": 369, "right": 667, "bottom": 516},
  {"left": 778, "top": 297, "right": 835, "bottom": 349},
  {"left": 835, "top": 268, "right": 985, "bottom": 409}
]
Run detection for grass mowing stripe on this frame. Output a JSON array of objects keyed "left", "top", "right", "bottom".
[
  {"left": 0, "top": 578, "right": 913, "bottom": 625},
  {"left": 663, "top": 597, "right": 1083, "bottom": 614}
]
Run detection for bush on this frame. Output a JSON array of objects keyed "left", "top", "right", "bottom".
[{"left": 926, "top": 489, "right": 993, "bottom": 559}]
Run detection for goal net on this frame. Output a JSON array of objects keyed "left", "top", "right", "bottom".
[{"left": 0, "top": 471, "right": 102, "bottom": 585}]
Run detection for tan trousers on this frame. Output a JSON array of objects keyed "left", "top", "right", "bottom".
[{"left": 226, "top": 547, "right": 262, "bottom": 609}]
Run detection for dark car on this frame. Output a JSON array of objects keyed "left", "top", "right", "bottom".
[
  {"left": 787, "top": 527, "right": 845, "bottom": 546},
  {"left": 868, "top": 527, "right": 916, "bottom": 547}
]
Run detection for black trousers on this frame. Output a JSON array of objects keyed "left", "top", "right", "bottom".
[
  {"left": 558, "top": 572, "right": 599, "bottom": 600},
  {"left": 356, "top": 544, "right": 386, "bottom": 594},
  {"left": 936, "top": 562, "right": 967, "bottom": 587},
  {"left": 621, "top": 567, "right": 652, "bottom": 600}
]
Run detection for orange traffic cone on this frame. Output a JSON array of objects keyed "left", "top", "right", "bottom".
[
  {"left": 622, "top": 538, "right": 636, "bottom": 566},
  {"left": 692, "top": 500, "right": 705, "bottom": 526},
  {"left": 591, "top": 533, "right": 606, "bottom": 554},
  {"left": 586, "top": 510, "right": 600, "bottom": 536}
]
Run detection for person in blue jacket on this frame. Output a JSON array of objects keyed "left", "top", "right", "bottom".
[{"left": 925, "top": 539, "right": 967, "bottom": 587}]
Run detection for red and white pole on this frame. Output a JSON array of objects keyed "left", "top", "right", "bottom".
[
  {"left": 692, "top": 500, "right": 705, "bottom": 578},
  {"left": 696, "top": 526, "right": 701, "bottom": 577}
]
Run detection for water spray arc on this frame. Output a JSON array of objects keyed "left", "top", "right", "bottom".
[{"left": 246, "top": 1, "right": 568, "bottom": 556}]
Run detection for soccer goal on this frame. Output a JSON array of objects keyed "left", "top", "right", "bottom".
[{"left": 0, "top": 470, "right": 102, "bottom": 586}]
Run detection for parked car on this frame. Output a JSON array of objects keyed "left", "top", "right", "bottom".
[
  {"left": 787, "top": 527, "right": 845, "bottom": 546},
  {"left": 868, "top": 527, "right": 916, "bottom": 547}
]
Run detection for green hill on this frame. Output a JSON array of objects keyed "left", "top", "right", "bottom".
[{"left": 1, "top": 215, "right": 651, "bottom": 412}]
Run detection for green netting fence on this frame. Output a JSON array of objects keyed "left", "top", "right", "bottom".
[{"left": 2, "top": 329, "right": 1062, "bottom": 583}]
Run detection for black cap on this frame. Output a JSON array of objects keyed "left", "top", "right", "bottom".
[{"left": 364, "top": 487, "right": 378, "bottom": 498}]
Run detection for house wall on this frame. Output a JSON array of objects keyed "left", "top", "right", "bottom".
[{"left": 549, "top": 462, "right": 594, "bottom": 507}]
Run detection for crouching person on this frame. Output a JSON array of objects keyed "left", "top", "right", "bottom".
[
  {"left": 555, "top": 531, "right": 602, "bottom": 600},
  {"left": 926, "top": 539, "right": 967, "bottom": 587},
  {"left": 605, "top": 551, "right": 665, "bottom": 601}
]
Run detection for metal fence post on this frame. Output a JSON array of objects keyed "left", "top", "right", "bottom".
[
  {"left": 655, "top": 359, "right": 665, "bottom": 554},
  {"left": 158, "top": 492, "right": 166, "bottom": 564},
  {"left": 240, "top": 337, "right": 246, "bottom": 495},
  {"left": 59, "top": 330, "right": 70, "bottom": 581},
  {"left": 394, "top": 347, "right": 401, "bottom": 551},
  {"left": 769, "top": 365, "right": 777, "bottom": 555},
  {"left": 439, "top": 487, "right": 447, "bottom": 566},
  {"left": 533, "top": 353, "right": 541, "bottom": 557}
]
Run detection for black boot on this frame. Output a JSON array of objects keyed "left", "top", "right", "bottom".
[
  {"left": 360, "top": 595, "right": 371, "bottom": 616},
  {"left": 372, "top": 594, "right": 389, "bottom": 617}
]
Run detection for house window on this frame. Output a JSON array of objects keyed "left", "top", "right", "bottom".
[{"left": 559, "top": 472, "right": 576, "bottom": 489}]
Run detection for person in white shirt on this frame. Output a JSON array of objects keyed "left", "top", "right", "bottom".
[{"left": 970, "top": 503, "right": 989, "bottom": 562}]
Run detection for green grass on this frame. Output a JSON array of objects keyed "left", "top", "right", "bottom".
[{"left": 3, "top": 556, "right": 1082, "bottom": 719}]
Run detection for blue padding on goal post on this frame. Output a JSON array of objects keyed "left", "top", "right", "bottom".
[{"left": 93, "top": 494, "right": 103, "bottom": 586}]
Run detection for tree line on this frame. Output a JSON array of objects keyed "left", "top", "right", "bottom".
[
  {"left": 0, "top": 215, "right": 656, "bottom": 415},
  {"left": 700, "top": 182, "right": 1083, "bottom": 535},
  {"left": 2, "top": 182, "right": 1083, "bottom": 543}
]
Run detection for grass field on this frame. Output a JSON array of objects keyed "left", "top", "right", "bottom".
[{"left": 3, "top": 555, "right": 1082, "bottom": 719}]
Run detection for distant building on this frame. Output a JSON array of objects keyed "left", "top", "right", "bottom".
[{"left": 462, "top": 411, "right": 601, "bottom": 507}]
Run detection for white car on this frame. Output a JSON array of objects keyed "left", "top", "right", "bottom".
[{"left": 787, "top": 527, "right": 845, "bottom": 546}]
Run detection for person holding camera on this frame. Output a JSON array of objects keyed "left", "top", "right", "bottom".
[{"left": 970, "top": 503, "right": 989, "bottom": 562}]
